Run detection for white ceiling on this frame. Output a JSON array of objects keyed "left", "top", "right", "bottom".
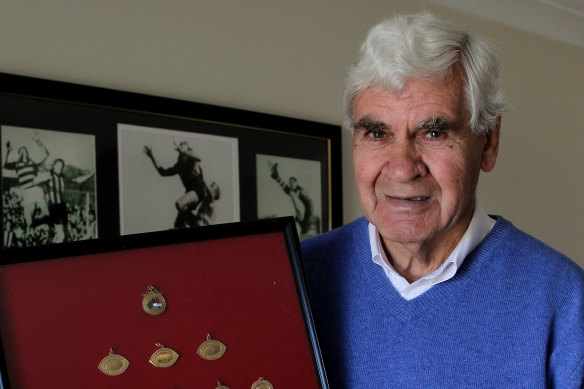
[{"left": 426, "top": 0, "right": 584, "bottom": 49}]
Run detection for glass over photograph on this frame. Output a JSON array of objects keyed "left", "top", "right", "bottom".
[
  {"left": 257, "top": 154, "right": 322, "bottom": 240},
  {"left": 118, "top": 123, "right": 240, "bottom": 234},
  {"left": 1, "top": 125, "right": 97, "bottom": 248}
]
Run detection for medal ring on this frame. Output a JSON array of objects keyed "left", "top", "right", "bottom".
[
  {"left": 216, "top": 380, "right": 231, "bottom": 389},
  {"left": 142, "top": 284, "right": 167, "bottom": 316},
  {"left": 149, "top": 342, "right": 179, "bottom": 368},
  {"left": 197, "top": 333, "right": 227, "bottom": 360},
  {"left": 98, "top": 348, "right": 129, "bottom": 376},
  {"left": 251, "top": 377, "right": 274, "bottom": 389}
]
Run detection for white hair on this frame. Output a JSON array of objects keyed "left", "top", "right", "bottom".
[{"left": 343, "top": 12, "right": 507, "bottom": 135}]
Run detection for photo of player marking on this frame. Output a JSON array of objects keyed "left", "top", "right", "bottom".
[
  {"left": 1, "top": 126, "right": 97, "bottom": 248},
  {"left": 118, "top": 123, "right": 239, "bottom": 235},
  {"left": 257, "top": 154, "right": 322, "bottom": 240}
]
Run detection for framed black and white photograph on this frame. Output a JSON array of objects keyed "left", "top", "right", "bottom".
[
  {"left": 1, "top": 125, "right": 97, "bottom": 248},
  {"left": 118, "top": 123, "right": 239, "bottom": 234},
  {"left": 257, "top": 154, "right": 322, "bottom": 240},
  {"left": 0, "top": 72, "right": 342, "bottom": 254}
]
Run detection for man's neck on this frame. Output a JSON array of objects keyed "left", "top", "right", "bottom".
[
  {"left": 381, "top": 216, "right": 472, "bottom": 283},
  {"left": 381, "top": 238, "right": 456, "bottom": 283}
]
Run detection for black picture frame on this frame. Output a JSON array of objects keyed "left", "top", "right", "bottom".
[
  {"left": 0, "top": 216, "right": 329, "bottom": 388},
  {"left": 0, "top": 72, "right": 342, "bottom": 250}
]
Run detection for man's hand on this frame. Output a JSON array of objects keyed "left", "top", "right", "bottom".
[
  {"left": 268, "top": 161, "right": 280, "bottom": 180},
  {"left": 143, "top": 145, "right": 153, "bottom": 158},
  {"left": 32, "top": 132, "right": 43, "bottom": 146}
]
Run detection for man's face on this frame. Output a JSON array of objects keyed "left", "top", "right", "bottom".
[
  {"left": 18, "top": 147, "right": 28, "bottom": 161},
  {"left": 351, "top": 75, "right": 499, "bottom": 249},
  {"left": 52, "top": 160, "right": 64, "bottom": 174},
  {"left": 179, "top": 141, "right": 189, "bottom": 152},
  {"left": 210, "top": 182, "right": 220, "bottom": 200}
]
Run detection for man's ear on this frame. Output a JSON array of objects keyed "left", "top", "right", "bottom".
[{"left": 481, "top": 117, "right": 501, "bottom": 172}]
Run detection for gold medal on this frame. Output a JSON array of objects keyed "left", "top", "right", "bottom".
[
  {"left": 149, "top": 343, "right": 179, "bottom": 368},
  {"left": 98, "top": 348, "right": 129, "bottom": 376},
  {"left": 251, "top": 377, "right": 274, "bottom": 389},
  {"left": 216, "top": 380, "right": 231, "bottom": 389},
  {"left": 197, "top": 333, "right": 227, "bottom": 360},
  {"left": 142, "top": 285, "right": 167, "bottom": 315}
]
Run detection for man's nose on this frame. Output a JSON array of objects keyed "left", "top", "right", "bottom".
[{"left": 381, "top": 138, "right": 426, "bottom": 182}]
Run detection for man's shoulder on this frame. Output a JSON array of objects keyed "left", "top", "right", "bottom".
[
  {"left": 182, "top": 150, "right": 201, "bottom": 161},
  {"left": 300, "top": 217, "right": 370, "bottom": 285},
  {"left": 490, "top": 216, "right": 583, "bottom": 279},
  {"left": 301, "top": 217, "right": 368, "bottom": 257}
]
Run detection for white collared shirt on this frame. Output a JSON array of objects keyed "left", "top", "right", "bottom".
[{"left": 369, "top": 204, "right": 496, "bottom": 300}]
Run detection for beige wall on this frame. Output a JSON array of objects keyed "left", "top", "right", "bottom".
[{"left": 1, "top": 1, "right": 582, "bottom": 266}]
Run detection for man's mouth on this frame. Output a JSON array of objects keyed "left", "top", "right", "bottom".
[
  {"left": 385, "top": 195, "right": 430, "bottom": 201},
  {"left": 407, "top": 196, "right": 429, "bottom": 201}
]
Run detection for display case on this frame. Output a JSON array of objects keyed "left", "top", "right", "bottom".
[{"left": 0, "top": 217, "right": 328, "bottom": 388}]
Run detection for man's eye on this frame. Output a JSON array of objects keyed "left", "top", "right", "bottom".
[
  {"left": 365, "top": 129, "right": 386, "bottom": 139},
  {"left": 425, "top": 129, "right": 446, "bottom": 139}
]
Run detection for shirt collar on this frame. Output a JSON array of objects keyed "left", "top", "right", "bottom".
[{"left": 369, "top": 203, "right": 495, "bottom": 300}]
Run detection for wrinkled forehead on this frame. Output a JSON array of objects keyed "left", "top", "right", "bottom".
[{"left": 353, "top": 77, "right": 466, "bottom": 125}]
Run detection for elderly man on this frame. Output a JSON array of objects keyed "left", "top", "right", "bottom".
[{"left": 302, "top": 12, "right": 584, "bottom": 387}]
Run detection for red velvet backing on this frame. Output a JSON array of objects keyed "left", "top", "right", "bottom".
[{"left": 0, "top": 232, "right": 320, "bottom": 388}]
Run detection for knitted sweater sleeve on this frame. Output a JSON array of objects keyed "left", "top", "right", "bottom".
[{"left": 549, "top": 261, "right": 584, "bottom": 387}]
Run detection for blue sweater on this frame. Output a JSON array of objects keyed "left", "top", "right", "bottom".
[{"left": 301, "top": 216, "right": 584, "bottom": 388}]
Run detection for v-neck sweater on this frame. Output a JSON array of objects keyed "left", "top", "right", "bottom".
[{"left": 301, "top": 216, "right": 584, "bottom": 388}]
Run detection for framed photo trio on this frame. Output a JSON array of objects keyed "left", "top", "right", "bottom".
[{"left": 0, "top": 72, "right": 342, "bottom": 251}]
